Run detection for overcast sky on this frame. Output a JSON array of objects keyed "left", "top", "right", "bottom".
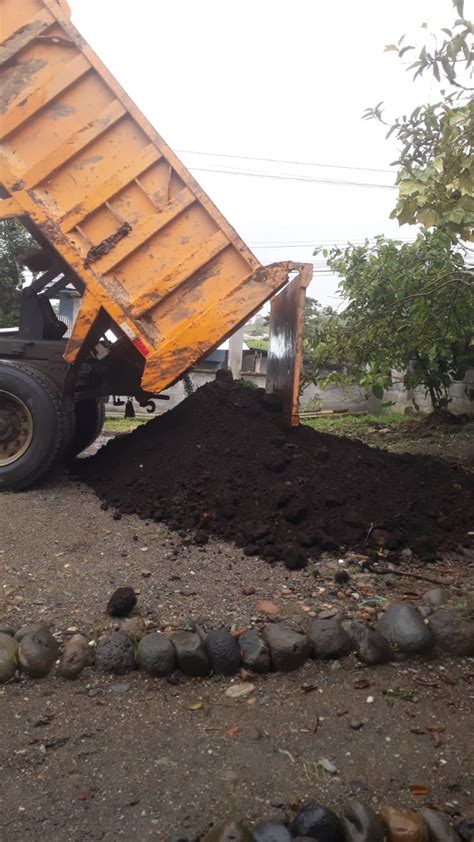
[{"left": 70, "top": 0, "right": 455, "bottom": 305}]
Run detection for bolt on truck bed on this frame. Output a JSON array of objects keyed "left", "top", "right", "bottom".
[{"left": 0, "top": 0, "right": 311, "bottom": 425}]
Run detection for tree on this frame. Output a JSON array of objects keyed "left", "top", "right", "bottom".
[
  {"left": 314, "top": 231, "right": 474, "bottom": 410},
  {"left": 300, "top": 297, "right": 336, "bottom": 390},
  {"left": 364, "top": 0, "right": 473, "bottom": 241},
  {"left": 0, "top": 219, "right": 36, "bottom": 328}
]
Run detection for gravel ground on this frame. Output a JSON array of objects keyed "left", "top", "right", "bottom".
[{"left": 1, "top": 462, "right": 473, "bottom": 840}]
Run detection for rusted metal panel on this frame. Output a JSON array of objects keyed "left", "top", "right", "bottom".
[
  {"left": 266, "top": 264, "right": 312, "bottom": 426},
  {"left": 0, "top": 0, "right": 311, "bottom": 399}
]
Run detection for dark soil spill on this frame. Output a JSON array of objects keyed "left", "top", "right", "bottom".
[{"left": 78, "top": 378, "right": 474, "bottom": 567}]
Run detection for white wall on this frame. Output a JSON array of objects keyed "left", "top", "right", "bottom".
[{"left": 107, "top": 368, "right": 474, "bottom": 418}]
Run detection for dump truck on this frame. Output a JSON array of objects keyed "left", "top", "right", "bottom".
[{"left": 0, "top": 0, "right": 312, "bottom": 491}]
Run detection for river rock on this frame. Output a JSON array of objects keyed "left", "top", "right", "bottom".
[
  {"left": 290, "top": 802, "right": 344, "bottom": 840},
  {"left": 202, "top": 820, "right": 253, "bottom": 841},
  {"left": 309, "top": 615, "right": 353, "bottom": 659},
  {"left": 419, "top": 808, "right": 461, "bottom": 841},
  {"left": 60, "top": 634, "right": 90, "bottom": 679},
  {"left": 344, "top": 621, "right": 393, "bottom": 665},
  {"left": 376, "top": 604, "right": 434, "bottom": 655},
  {"left": 95, "top": 631, "right": 135, "bottom": 674},
  {"left": 239, "top": 629, "right": 271, "bottom": 673},
  {"left": 106, "top": 587, "right": 137, "bottom": 617},
  {"left": 423, "top": 588, "right": 451, "bottom": 607},
  {"left": 263, "top": 624, "right": 311, "bottom": 672},
  {"left": 206, "top": 629, "right": 241, "bottom": 675},
  {"left": 379, "top": 806, "right": 429, "bottom": 841},
  {"left": 15, "top": 621, "right": 50, "bottom": 642},
  {"left": 457, "top": 816, "right": 474, "bottom": 841},
  {"left": 171, "top": 632, "right": 210, "bottom": 677},
  {"left": 18, "top": 629, "right": 59, "bottom": 678},
  {"left": 137, "top": 632, "right": 176, "bottom": 676},
  {"left": 120, "top": 615, "right": 147, "bottom": 640},
  {"left": 251, "top": 821, "right": 292, "bottom": 842},
  {"left": 428, "top": 609, "right": 474, "bottom": 656},
  {"left": 168, "top": 834, "right": 197, "bottom": 842},
  {"left": 341, "top": 800, "right": 385, "bottom": 841},
  {"left": 0, "top": 633, "right": 18, "bottom": 683}
]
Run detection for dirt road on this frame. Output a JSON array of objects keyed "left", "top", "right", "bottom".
[{"left": 1, "top": 465, "right": 473, "bottom": 839}]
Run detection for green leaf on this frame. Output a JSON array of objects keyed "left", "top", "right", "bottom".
[
  {"left": 372, "top": 384, "right": 384, "bottom": 399},
  {"left": 398, "top": 179, "right": 420, "bottom": 196},
  {"left": 417, "top": 208, "right": 441, "bottom": 228}
]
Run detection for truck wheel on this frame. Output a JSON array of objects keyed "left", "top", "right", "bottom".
[
  {"left": 69, "top": 398, "right": 106, "bottom": 457},
  {"left": 0, "top": 361, "right": 66, "bottom": 491}
]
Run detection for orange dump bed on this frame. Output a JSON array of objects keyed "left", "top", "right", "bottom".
[{"left": 0, "top": 0, "right": 311, "bottom": 403}]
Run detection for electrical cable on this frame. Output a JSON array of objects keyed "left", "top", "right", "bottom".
[
  {"left": 176, "top": 148, "right": 393, "bottom": 175},
  {"left": 189, "top": 164, "right": 396, "bottom": 190}
]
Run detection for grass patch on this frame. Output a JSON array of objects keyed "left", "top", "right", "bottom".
[
  {"left": 303, "top": 412, "right": 407, "bottom": 436},
  {"left": 245, "top": 338, "right": 269, "bottom": 351},
  {"left": 103, "top": 417, "right": 148, "bottom": 434}
]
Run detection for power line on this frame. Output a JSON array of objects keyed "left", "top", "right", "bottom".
[
  {"left": 177, "top": 148, "right": 393, "bottom": 175},
  {"left": 190, "top": 165, "right": 395, "bottom": 190},
  {"left": 250, "top": 239, "right": 416, "bottom": 249},
  {"left": 251, "top": 237, "right": 416, "bottom": 244}
]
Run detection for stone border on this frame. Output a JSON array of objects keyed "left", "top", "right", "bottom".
[
  {"left": 1, "top": 601, "right": 473, "bottom": 684},
  {"left": 168, "top": 799, "right": 471, "bottom": 841}
]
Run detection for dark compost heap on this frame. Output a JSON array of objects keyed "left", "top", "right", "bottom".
[{"left": 78, "top": 377, "right": 474, "bottom": 568}]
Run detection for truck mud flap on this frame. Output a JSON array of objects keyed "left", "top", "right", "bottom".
[{"left": 266, "top": 263, "right": 312, "bottom": 427}]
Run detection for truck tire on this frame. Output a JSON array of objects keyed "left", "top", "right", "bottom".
[
  {"left": 69, "top": 398, "right": 106, "bottom": 457},
  {"left": 0, "top": 361, "right": 66, "bottom": 491}
]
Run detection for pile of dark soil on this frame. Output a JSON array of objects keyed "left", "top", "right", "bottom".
[{"left": 78, "top": 377, "right": 474, "bottom": 568}]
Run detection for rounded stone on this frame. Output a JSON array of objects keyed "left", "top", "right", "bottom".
[
  {"left": 290, "top": 803, "right": 344, "bottom": 840},
  {"left": 341, "top": 800, "right": 385, "bottom": 841},
  {"left": 60, "top": 634, "right": 90, "bottom": 679},
  {"left": 423, "top": 588, "right": 451, "bottom": 607},
  {"left": 0, "top": 633, "right": 18, "bottom": 683},
  {"left": 171, "top": 632, "right": 210, "bottom": 677},
  {"left": 379, "top": 806, "right": 429, "bottom": 841},
  {"left": 202, "top": 820, "right": 253, "bottom": 841},
  {"left": 206, "top": 629, "right": 241, "bottom": 676},
  {"left": 309, "top": 616, "right": 353, "bottom": 660},
  {"left": 18, "top": 629, "right": 59, "bottom": 678},
  {"left": 15, "top": 621, "right": 50, "bottom": 643},
  {"left": 428, "top": 609, "right": 474, "bottom": 656},
  {"left": 137, "top": 632, "right": 176, "bottom": 676},
  {"left": 419, "top": 808, "right": 461, "bottom": 842},
  {"left": 251, "top": 821, "right": 292, "bottom": 842},
  {"left": 106, "top": 587, "right": 137, "bottom": 617},
  {"left": 344, "top": 621, "right": 393, "bottom": 665},
  {"left": 119, "top": 616, "right": 147, "bottom": 640},
  {"left": 457, "top": 817, "right": 474, "bottom": 841},
  {"left": 376, "top": 603, "right": 434, "bottom": 655},
  {"left": 95, "top": 631, "right": 135, "bottom": 674},
  {"left": 239, "top": 629, "right": 271, "bottom": 673},
  {"left": 263, "top": 624, "right": 311, "bottom": 672}
]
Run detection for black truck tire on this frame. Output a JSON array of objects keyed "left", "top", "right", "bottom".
[
  {"left": 0, "top": 360, "right": 66, "bottom": 491},
  {"left": 69, "top": 398, "right": 106, "bottom": 457}
]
